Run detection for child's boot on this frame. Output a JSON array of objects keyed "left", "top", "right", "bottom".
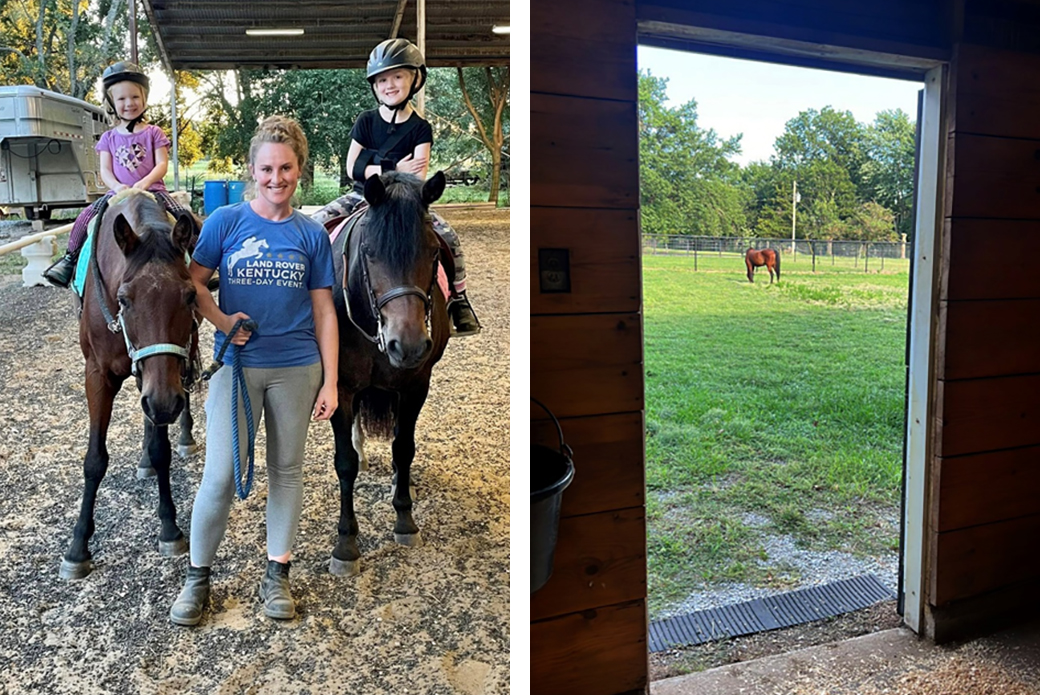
[
  {"left": 170, "top": 565, "right": 211, "bottom": 626},
  {"left": 43, "top": 250, "right": 79, "bottom": 288},
  {"left": 450, "top": 292, "right": 481, "bottom": 336}
]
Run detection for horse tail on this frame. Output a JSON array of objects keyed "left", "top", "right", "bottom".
[
  {"left": 773, "top": 248, "right": 781, "bottom": 281},
  {"left": 358, "top": 388, "right": 397, "bottom": 439}
]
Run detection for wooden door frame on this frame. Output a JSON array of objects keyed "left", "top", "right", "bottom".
[{"left": 633, "top": 22, "right": 947, "bottom": 635}]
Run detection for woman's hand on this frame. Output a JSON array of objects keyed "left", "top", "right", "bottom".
[
  {"left": 312, "top": 382, "right": 338, "bottom": 421},
  {"left": 396, "top": 153, "right": 427, "bottom": 176},
  {"left": 222, "top": 312, "right": 254, "bottom": 346}
]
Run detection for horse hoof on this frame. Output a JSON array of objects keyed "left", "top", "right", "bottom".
[
  {"left": 176, "top": 443, "right": 198, "bottom": 458},
  {"left": 394, "top": 531, "right": 423, "bottom": 548},
  {"left": 59, "top": 558, "right": 93, "bottom": 580},
  {"left": 329, "top": 555, "right": 360, "bottom": 577},
  {"left": 137, "top": 466, "right": 157, "bottom": 480},
  {"left": 158, "top": 538, "right": 188, "bottom": 557}
]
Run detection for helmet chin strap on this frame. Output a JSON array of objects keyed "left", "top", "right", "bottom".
[{"left": 124, "top": 109, "right": 147, "bottom": 132}]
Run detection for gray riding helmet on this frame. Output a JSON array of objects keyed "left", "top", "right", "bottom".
[{"left": 366, "top": 38, "right": 428, "bottom": 101}]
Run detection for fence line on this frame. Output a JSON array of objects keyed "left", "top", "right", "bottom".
[{"left": 642, "top": 234, "right": 912, "bottom": 272}]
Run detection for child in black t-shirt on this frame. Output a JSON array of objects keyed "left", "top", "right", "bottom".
[{"left": 312, "top": 39, "right": 480, "bottom": 336}]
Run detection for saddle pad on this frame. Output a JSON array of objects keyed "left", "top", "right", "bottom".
[
  {"left": 72, "top": 214, "right": 103, "bottom": 298},
  {"left": 332, "top": 214, "right": 451, "bottom": 302}
]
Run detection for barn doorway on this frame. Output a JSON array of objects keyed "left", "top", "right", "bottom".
[{"left": 635, "top": 39, "right": 943, "bottom": 676}]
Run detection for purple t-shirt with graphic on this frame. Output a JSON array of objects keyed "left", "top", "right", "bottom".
[{"left": 96, "top": 124, "right": 171, "bottom": 192}]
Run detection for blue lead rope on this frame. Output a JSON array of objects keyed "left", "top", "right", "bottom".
[{"left": 202, "top": 319, "right": 258, "bottom": 500}]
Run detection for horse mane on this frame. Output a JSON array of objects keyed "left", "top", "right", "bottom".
[
  {"left": 107, "top": 190, "right": 185, "bottom": 278},
  {"left": 363, "top": 172, "right": 429, "bottom": 273}
]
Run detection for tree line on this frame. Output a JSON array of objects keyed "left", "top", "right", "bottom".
[
  {"left": 0, "top": 1, "right": 509, "bottom": 203},
  {"left": 639, "top": 71, "right": 916, "bottom": 243}
]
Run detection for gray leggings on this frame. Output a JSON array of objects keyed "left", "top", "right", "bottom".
[{"left": 189, "top": 362, "right": 323, "bottom": 568}]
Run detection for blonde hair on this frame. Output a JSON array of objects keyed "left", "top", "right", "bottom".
[{"left": 248, "top": 115, "right": 309, "bottom": 171}]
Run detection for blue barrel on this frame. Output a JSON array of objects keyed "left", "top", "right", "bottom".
[
  {"left": 227, "top": 180, "right": 247, "bottom": 204},
  {"left": 203, "top": 180, "right": 228, "bottom": 215}
]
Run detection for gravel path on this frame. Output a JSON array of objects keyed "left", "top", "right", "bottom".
[{"left": 0, "top": 207, "right": 510, "bottom": 694}]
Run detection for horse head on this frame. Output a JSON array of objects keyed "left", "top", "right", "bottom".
[
  {"left": 352, "top": 171, "right": 446, "bottom": 369},
  {"left": 102, "top": 190, "right": 197, "bottom": 424}
]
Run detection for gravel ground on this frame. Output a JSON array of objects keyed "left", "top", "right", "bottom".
[{"left": 0, "top": 207, "right": 510, "bottom": 694}]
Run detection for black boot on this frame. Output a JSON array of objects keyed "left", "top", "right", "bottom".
[
  {"left": 170, "top": 565, "right": 211, "bottom": 626},
  {"left": 43, "top": 250, "right": 79, "bottom": 288},
  {"left": 259, "top": 560, "right": 296, "bottom": 620},
  {"left": 450, "top": 293, "right": 481, "bottom": 336}
]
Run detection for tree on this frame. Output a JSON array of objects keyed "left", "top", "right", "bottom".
[
  {"left": 453, "top": 66, "right": 509, "bottom": 204},
  {"left": 638, "top": 71, "right": 747, "bottom": 237},
  {"left": 861, "top": 109, "right": 915, "bottom": 240}
]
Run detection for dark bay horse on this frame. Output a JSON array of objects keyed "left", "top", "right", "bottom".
[
  {"left": 326, "top": 171, "right": 451, "bottom": 576},
  {"left": 60, "top": 189, "right": 198, "bottom": 579},
  {"left": 745, "top": 247, "right": 781, "bottom": 284}
]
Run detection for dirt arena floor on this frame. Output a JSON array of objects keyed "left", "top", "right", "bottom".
[{"left": 0, "top": 207, "right": 510, "bottom": 694}]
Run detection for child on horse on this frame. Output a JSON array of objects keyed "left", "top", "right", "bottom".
[
  {"left": 309, "top": 38, "right": 481, "bottom": 336},
  {"left": 44, "top": 61, "right": 193, "bottom": 288}
]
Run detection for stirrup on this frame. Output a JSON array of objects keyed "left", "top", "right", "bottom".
[{"left": 449, "top": 296, "right": 482, "bottom": 337}]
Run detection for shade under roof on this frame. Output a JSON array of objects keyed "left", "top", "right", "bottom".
[{"left": 143, "top": 0, "right": 511, "bottom": 71}]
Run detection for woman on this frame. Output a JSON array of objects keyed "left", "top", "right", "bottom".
[{"left": 170, "top": 116, "right": 338, "bottom": 626}]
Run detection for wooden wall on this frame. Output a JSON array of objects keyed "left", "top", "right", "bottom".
[
  {"left": 531, "top": 0, "right": 647, "bottom": 693},
  {"left": 929, "top": 41, "right": 1040, "bottom": 633}
]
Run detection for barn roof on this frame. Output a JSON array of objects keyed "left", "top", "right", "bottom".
[{"left": 142, "top": 0, "right": 510, "bottom": 72}]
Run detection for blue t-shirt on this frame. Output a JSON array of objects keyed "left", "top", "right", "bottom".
[{"left": 193, "top": 202, "right": 335, "bottom": 368}]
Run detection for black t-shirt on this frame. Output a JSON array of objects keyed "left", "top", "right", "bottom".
[{"left": 350, "top": 109, "right": 433, "bottom": 192}]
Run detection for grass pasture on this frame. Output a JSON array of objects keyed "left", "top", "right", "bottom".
[{"left": 644, "top": 250, "right": 910, "bottom": 617}]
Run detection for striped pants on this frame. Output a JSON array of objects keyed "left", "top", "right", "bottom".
[{"left": 66, "top": 190, "right": 194, "bottom": 254}]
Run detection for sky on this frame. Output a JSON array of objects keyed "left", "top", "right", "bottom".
[{"left": 637, "top": 46, "right": 923, "bottom": 167}]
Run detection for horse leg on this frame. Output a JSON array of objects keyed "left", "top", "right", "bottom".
[
  {"left": 329, "top": 399, "right": 361, "bottom": 576},
  {"left": 61, "top": 366, "right": 121, "bottom": 579},
  {"left": 391, "top": 383, "right": 429, "bottom": 548},
  {"left": 144, "top": 419, "right": 187, "bottom": 556},
  {"left": 769, "top": 263, "right": 775, "bottom": 284},
  {"left": 351, "top": 411, "right": 369, "bottom": 472},
  {"left": 746, "top": 257, "right": 755, "bottom": 283},
  {"left": 177, "top": 389, "right": 197, "bottom": 458}
]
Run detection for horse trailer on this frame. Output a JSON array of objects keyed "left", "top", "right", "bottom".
[{"left": 0, "top": 86, "right": 108, "bottom": 219}]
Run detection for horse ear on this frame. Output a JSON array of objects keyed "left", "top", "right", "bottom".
[
  {"left": 171, "top": 213, "right": 196, "bottom": 253},
  {"left": 112, "top": 213, "right": 139, "bottom": 255},
  {"left": 422, "top": 171, "right": 446, "bottom": 207},
  {"left": 363, "top": 175, "right": 387, "bottom": 207}
]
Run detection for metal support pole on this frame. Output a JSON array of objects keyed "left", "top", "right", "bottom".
[
  {"left": 171, "top": 76, "right": 179, "bottom": 190},
  {"left": 416, "top": 0, "right": 426, "bottom": 117},
  {"left": 129, "top": 0, "right": 138, "bottom": 65}
]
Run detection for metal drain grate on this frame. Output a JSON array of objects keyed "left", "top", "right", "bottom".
[{"left": 649, "top": 573, "right": 896, "bottom": 652}]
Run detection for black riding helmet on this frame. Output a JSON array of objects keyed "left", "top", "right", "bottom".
[
  {"left": 367, "top": 39, "right": 427, "bottom": 131},
  {"left": 101, "top": 61, "right": 150, "bottom": 127}
]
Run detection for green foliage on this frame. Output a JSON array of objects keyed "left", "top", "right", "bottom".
[
  {"left": 639, "top": 71, "right": 749, "bottom": 236},
  {"left": 862, "top": 109, "right": 916, "bottom": 239}
]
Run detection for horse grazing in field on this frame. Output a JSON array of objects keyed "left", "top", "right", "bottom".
[
  {"left": 60, "top": 189, "right": 199, "bottom": 580},
  {"left": 745, "top": 247, "right": 781, "bottom": 284},
  {"left": 325, "top": 171, "right": 451, "bottom": 576}
]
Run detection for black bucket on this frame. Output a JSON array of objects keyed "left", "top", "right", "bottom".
[{"left": 531, "top": 398, "right": 575, "bottom": 594}]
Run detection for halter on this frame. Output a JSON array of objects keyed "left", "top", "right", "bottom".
[
  {"left": 342, "top": 210, "right": 439, "bottom": 354},
  {"left": 89, "top": 197, "right": 193, "bottom": 378}
]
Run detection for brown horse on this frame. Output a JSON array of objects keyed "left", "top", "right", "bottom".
[
  {"left": 325, "top": 171, "right": 451, "bottom": 576},
  {"left": 60, "top": 189, "right": 198, "bottom": 580},
  {"left": 745, "top": 247, "right": 781, "bottom": 284}
]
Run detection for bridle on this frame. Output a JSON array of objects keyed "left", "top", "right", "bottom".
[
  {"left": 342, "top": 210, "right": 438, "bottom": 355},
  {"left": 89, "top": 197, "right": 193, "bottom": 379}
]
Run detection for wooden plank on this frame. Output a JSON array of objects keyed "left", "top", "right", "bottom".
[
  {"left": 531, "top": 314, "right": 644, "bottom": 419},
  {"left": 944, "top": 219, "right": 1040, "bottom": 300},
  {"left": 532, "top": 413, "right": 646, "bottom": 517},
  {"left": 940, "top": 299, "right": 1040, "bottom": 379},
  {"left": 532, "top": 0, "right": 636, "bottom": 101},
  {"left": 939, "top": 374, "right": 1040, "bottom": 457},
  {"left": 531, "top": 600, "right": 648, "bottom": 695},
  {"left": 531, "top": 207, "right": 641, "bottom": 315},
  {"left": 931, "top": 513, "right": 1040, "bottom": 605},
  {"left": 532, "top": 94, "right": 639, "bottom": 210},
  {"left": 531, "top": 508, "right": 647, "bottom": 622},
  {"left": 934, "top": 446, "right": 1040, "bottom": 532},
  {"left": 945, "top": 133, "right": 1040, "bottom": 220},
  {"left": 950, "top": 44, "right": 1040, "bottom": 139}
]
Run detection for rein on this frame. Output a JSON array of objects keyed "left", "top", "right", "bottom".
[
  {"left": 342, "top": 211, "right": 438, "bottom": 354},
  {"left": 89, "top": 197, "right": 191, "bottom": 378}
]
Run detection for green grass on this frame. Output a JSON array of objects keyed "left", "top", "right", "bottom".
[{"left": 644, "top": 250, "right": 908, "bottom": 617}]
